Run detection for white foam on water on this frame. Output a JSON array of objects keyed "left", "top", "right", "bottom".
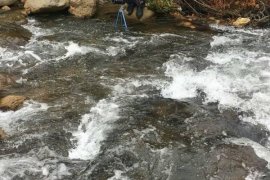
[
  {"left": 0, "top": 157, "right": 43, "bottom": 180},
  {"left": 228, "top": 138, "right": 270, "bottom": 169},
  {"left": 159, "top": 33, "right": 185, "bottom": 38},
  {"left": 25, "top": 50, "right": 42, "bottom": 61},
  {"left": 210, "top": 35, "right": 242, "bottom": 47},
  {"left": 64, "top": 42, "right": 125, "bottom": 58},
  {"left": 69, "top": 76, "right": 164, "bottom": 161},
  {"left": 162, "top": 29, "right": 270, "bottom": 131},
  {"left": 245, "top": 170, "right": 265, "bottom": 180},
  {"left": 0, "top": 148, "right": 71, "bottom": 180},
  {"left": 0, "top": 100, "right": 48, "bottom": 133},
  {"left": 0, "top": 18, "right": 59, "bottom": 70},
  {"left": 106, "top": 46, "right": 126, "bottom": 56},
  {"left": 103, "top": 35, "right": 143, "bottom": 56},
  {"left": 49, "top": 163, "right": 72, "bottom": 180},
  {"left": 69, "top": 99, "right": 120, "bottom": 160},
  {"left": 210, "top": 24, "right": 268, "bottom": 36},
  {"left": 107, "top": 170, "right": 129, "bottom": 180},
  {"left": 110, "top": 77, "right": 166, "bottom": 97},
  {"left": 104, "top": 35, "right": 141, "bottom": 48},
  {"left": 22, "top": 18, "right": 53, "bottom": 38},
  {"left": 64, "top": 41, "right": 102, "bottom": 58},
  {"left": 162, "top": 60, "right": 243, "bottom": 108},
  {"left": 0, "top": 47, "right": 24, "bottom": 65}
]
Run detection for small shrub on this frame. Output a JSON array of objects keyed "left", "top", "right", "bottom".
[{"left": 147, "top": 0, "right": 174, "bottom": 13}]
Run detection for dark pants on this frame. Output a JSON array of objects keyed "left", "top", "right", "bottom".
[{"left": 127, "top": 0, "right": 145, "bottom": 19}]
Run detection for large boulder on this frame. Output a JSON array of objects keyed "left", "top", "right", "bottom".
[
  {"left": 0, "top": 128, "right": 7, "bottom": 140},
  {"left": 0, "top": 0, "right": 17, "bottom": 7},
  {"left": 24, "top": 0, "right": 69, "bottom": 14},
  {"left": 0, "top": 95, "right": 26, "bottom": 111},
  {"left": 69, "top": 0, "right": 97, "bottom": 18}
]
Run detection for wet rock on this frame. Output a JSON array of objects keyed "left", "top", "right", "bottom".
[
  {"left": 1, "top": 6, "right": 11, "bottom": 11},
  {"left": 0, "top": 95, "right": 26, "bottom": 111},
  {"left": 24, "top": 0, "right": 69, "bottom": 14},
  {"left": 233, "top": 17, "right": 251, "bottom": 27},
  {"left": 206, "top": 144, "right": 268, "bottom": 179},
  {"left": 69, "top": 0, "right": 97, "bottom": 18},
  {"left": 0, "top": 128, "right": 7, "bottom": 140},
  {"left": 0, "top": 74, "right": 16, "bottom": 90},
  {"left": 85, "top": 96, "right": 270, "bottom": 179},
  {"left": 0, "top": 22, "right": 31, "bottom": 48},
  {"left": 0, "top": 0, "right": 17, "bottom": 7}
]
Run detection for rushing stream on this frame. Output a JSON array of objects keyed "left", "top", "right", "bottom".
[{"left": 1, "top": 14, "right": 270, "bottom": 180}]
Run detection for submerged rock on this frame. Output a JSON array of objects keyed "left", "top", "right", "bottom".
[
  {"left": 0, "top": 22, "right": 31, "bottom": 48},
  {"left": 0, "top": 95, "right": 26, "bottom": 111},
  {"left": 0, "top": 9, "right": 29, "bottom": 47},
  {"left": 0, "top": 74, "right": 16, "bottom": 90},
  {"left": 24, "top": 0, "right": 69, "bottom": 14},
  {"left": 0, "top": 0, "right": 17, "bottom": 7},
  {"left": 0, "top": 9, "right": 27, "bottom": 24},
  {"left": 69, "top": 0, "right": 97, "bottom": 18},
  {"left": 0, "top": 128, "right": 7, "bottom": 140}
]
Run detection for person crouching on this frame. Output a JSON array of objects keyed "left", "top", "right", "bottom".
[{"left": 127, "top": 0, "right": 145, "bottom": 19}]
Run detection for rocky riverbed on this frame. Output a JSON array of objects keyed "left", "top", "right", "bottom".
[{"left": 0, "top": 5, "right": 270, "bottom": 180}]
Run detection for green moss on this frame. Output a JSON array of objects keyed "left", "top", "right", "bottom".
[{"left": 147, "top": 0, "right": 174, "bottom": 13}]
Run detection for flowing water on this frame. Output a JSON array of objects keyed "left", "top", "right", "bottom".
[{"left": 1, "top": 14, "right": 270, "bottom": 180}]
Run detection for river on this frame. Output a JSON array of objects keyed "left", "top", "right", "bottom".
[{"left": 0, "top": 14, "right": 270, "bottom": 180}]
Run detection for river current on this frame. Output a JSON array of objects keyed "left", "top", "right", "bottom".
[{"left": 0, "top": 15, "right": 270, "bottom": 180}]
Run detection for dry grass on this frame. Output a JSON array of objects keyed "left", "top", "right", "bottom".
[{"left": 209, "top": 0, "right": 257, "bottom": 10}]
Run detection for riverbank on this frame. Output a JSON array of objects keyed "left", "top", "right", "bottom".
[{"left": 0, "top": 0, "right": 269, "bottom": 30}]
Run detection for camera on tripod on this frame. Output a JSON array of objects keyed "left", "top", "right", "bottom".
[{"left": 112, "top": 0, "right": 126, "bottom": 4}]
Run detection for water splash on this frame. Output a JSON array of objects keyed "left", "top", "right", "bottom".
[
  {"left": 162, "top": 28, "right": 270, "bottom": 131},
  {"left": 69, "top": 100, "right": 120, "bottom": 160}
]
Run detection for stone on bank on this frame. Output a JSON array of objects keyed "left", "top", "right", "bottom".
[
  {"left": 0, "top": 0, "right": 17, "bottom": 7},
  {"left": 233, "top": 17, "right": 251, "bottom": 27},
  {"left": 1, "top": 6, "right": 11, "bottom": 11},
  {"left": 24, "top": 0, "right": 69, "bottom": 14},
  {"left": 69, "top": 0, "right": 97, "bottom": 18}
]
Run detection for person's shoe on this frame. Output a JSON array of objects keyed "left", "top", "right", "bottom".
[
  {"left": 127, "top": 4, "right": 135, "bottom": 15},
  {"left": 136, "top": 5, "right": 144, "bottom": 19}
]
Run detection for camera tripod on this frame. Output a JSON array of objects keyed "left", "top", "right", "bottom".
[{"left": 114, "top": 5, "right": 128, "bottom": 31}]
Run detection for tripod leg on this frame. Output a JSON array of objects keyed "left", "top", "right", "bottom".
[
  {"left": 121, "top": 11, "right": 128, "bottom": 31},
  {"left": 114, "top": 11, "right": 120, "bottom": 31}
]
